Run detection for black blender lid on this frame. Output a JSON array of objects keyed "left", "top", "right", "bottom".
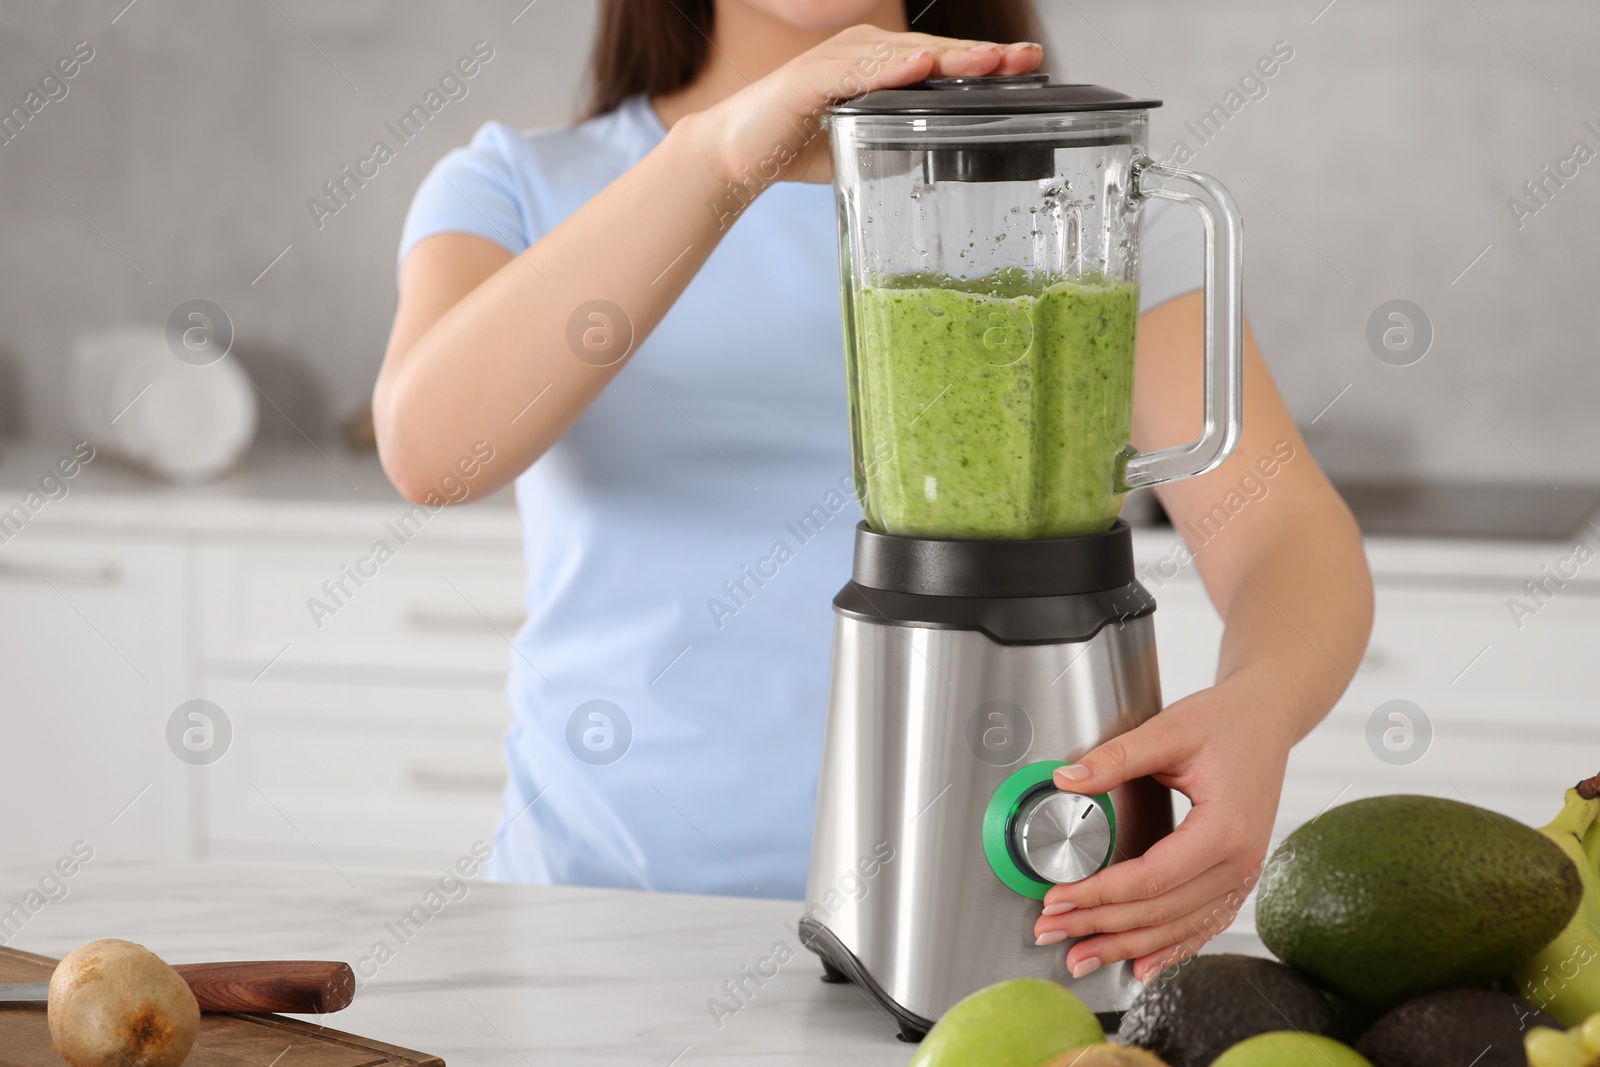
[{"left": 829, "top": 74, "right": 1161, "bottom": 115}]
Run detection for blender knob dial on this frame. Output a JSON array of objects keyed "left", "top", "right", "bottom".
[{"left": 1013, "top": 791, "right": 1114, "bottom": 885}]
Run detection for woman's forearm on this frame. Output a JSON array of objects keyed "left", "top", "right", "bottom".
[
  {"left": 375, "top": 31, "right": 1045, "bottom": 504},
  {"left": 1031, "top": 482, "right": 1372, "bottom": 974},
  {"left": 373, "top": 116, "right": 734, "bottom": 501},
  {"left": 1210, "top": 500, "right": 1374, "bottom": 746},
  {"left": 1136, "top": 296, "right": 1374, "bottom": 745}
]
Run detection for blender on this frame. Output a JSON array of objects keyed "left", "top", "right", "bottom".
[{"left": 799, "top": 76, "right": 1244, "bottom": 1038}]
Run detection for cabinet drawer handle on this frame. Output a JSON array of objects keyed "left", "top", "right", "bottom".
[
  {"left": 406, "top": 765, "right": 505, "bottom": 794},
  {"left": 0, "top": 557, "right": 121, "bottom": 585},
  {"left": 402, "top": 606, "right": 524, "bottom": 632}
]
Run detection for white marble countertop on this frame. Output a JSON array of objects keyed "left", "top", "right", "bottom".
[
  {"left": 0, "top": 437, "right": 521, "bottom": 544},
  {"left": 1, "top": 860, "right": 1266, "bottom": 1065},
  {"left": 4, "top": 436, "right": 1591, "bottom": 578}
]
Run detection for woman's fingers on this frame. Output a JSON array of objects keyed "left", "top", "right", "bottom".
[
  {"left": 1052, "top": 714, "right": 1194, "bottom": 798},
  {"left": 1044, "top": 807, "right": 1259, "bottom": 911},
  {"left": 992, "top": 41, "right": 1046, "bottom": 75},
  {"left": 910, "top": 39, "right": 1043, "bottom": 80},
  {"left": 1032, "top": 808, "right": 1269, "bottom": 976},
  {"left": 1039, "top": 742, "right": 1208, "bottom": 914},
  {"left": 1032, "top": 855, "right": 1236, "bottom": 943},
  {"left": 1132, "top": 929, "right": 1216, "bottom": 984},
  {"left": 1062, "top": 888, "right": 1250, "bottom": 979},
  {"left": 814, "top": 25, "right": 1041, "bottom": 87},
  {"left": 708, "top": 25, "right": 1044, "bottom": 184},
  {"left": 825, "top": 34, "right": 1041, "bottom": 97}
]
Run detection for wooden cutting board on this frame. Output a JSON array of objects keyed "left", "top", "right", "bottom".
[{"left": 0, "top": 946, "right": 444, "bottom": 1067}]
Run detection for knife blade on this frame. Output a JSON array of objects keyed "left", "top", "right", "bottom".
[{"left": 0, "top": 960, "right": 355, "bottom": 1014}]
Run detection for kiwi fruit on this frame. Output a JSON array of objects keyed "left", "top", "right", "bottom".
[{"left": 48, "top": 938, "right": 199, "bottom": 1067}]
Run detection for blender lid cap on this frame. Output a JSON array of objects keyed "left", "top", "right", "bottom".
[{"left": 828, "top": 74, "right": 1161, "bottom": 116}]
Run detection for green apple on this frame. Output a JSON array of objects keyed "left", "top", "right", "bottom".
[
  {"left": 1212, "top": 1032, "right": 1372, "bottom": 1067},
  {"left": 912, "top": 978, "right": 1104, "bottom": 1067}
]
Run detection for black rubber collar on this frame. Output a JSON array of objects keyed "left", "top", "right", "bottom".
[{"left": 851, "top": 520, "right": 1135, "bottom": 598}]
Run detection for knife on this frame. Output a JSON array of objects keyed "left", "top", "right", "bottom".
[{"left": 0, "top": 960, "right": 356, "bottom": 1014}]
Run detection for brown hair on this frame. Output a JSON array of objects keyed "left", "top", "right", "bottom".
[{"left": 583, "top": 1, "right": 1046, "bottom": 119}]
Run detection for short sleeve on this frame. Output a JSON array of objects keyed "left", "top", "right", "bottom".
[
  {"left": 1137, "top": 196, "right": 1206, "bottom": 314},
  {"left": 397, "top": 122, "right": 531, "bottom": 272}
]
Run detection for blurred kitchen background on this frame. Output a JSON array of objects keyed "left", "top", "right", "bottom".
[{"left": 0, "top": 1, "right": 1595, "bottom": 903}]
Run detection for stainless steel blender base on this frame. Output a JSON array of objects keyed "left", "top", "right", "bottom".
[
  {"left": 798, "top": 916, "right": 1136, "bottom": 1041},
  {"left": 802, "top": 610, "right": 1172, "bottom": 1033}
]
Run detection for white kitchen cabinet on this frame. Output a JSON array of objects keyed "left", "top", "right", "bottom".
[
  {"left": 0, "top": 535, "right": 188, "bottom": 869},
  {"left": 197, "top": 541, "right": 524, "bottom": 682},
  {"left": 5, "top": 441, "right": 1596, "bottom": 885},
  {"left": 0, "top": 443, "right": 524, "bottom": 877},
  {"left": 1131, "top": 532, "right": 1600, "bottom": 851},
  {"left": 201, "top": 679, "right": 509, "bottom": 874}
]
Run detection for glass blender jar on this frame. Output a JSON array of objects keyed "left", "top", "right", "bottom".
[
  {"left": 830, "top": 75, "right": 1243, "bottom": 538},
  {"left": 801, "top": 78, "right": 1245, "bottom": 1039}
]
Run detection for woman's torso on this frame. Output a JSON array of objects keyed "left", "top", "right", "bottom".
[{"left": 398, "top": 96, "right": 1201, "bottom": 898}]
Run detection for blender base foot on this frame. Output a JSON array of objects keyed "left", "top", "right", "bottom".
[
  {"left": 895, "top": 1021, "right": 928, "bottom": 1043},
  {"left": 800, "top": 916, "right": 1130, "bottom": 1041},
  {"left": 818, "top": 958, "right": 850, "bottom": 984},
  {"left": 798, "top": 917, "right": 934, "bottom": 1042}
]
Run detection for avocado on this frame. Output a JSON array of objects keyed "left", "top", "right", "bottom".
[
  {"left": 1256, "top": 796, "right": 1582, "bottom": 1011},
  {"left": 1118, "top": 954, "right": 1337, "bottom": 1067},
  {"left": 1320, "top": 985, "right": 1384, "bottom": 1045},
  {"left": 1355, "top": 988, "right": 1559, "bottom": 1067}
]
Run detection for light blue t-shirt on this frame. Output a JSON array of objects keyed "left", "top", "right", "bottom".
[{"left": 399, "top": 96, "right": 1204, "bottom": 901}]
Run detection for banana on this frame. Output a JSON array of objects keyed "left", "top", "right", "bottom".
[
  {"left": 1584, "top": 810, "right": 1600, "bottom": 882},
  {"left": 1524, "top": 1012, "right": 1600, "bottom": 1067},
  {"left": 1526, "top": 1025, "right": 1594, "bottom": 1067},
  {"left": 1515, "top": 774, "right": 1600, "bottom": 1027}
]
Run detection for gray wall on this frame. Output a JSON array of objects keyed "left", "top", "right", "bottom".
[{"left": 0, "top": 1, "right": 1595, "bottom": 482}]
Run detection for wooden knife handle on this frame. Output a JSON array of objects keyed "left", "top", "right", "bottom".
[{"left": 170, "top": 961, "right": 356, "bottom": 1014}]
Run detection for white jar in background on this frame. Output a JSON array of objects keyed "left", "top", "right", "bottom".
[{"left": 68, "top": 326, "right": 257, "bottom": 483}]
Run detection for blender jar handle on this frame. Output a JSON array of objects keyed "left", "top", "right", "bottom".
[{"left": 1122, "top": 158, "right": 1245, "bottom": 490}]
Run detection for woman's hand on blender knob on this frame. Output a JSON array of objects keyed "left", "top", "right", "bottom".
[
  {"left": 1029, "top": 672, "right": 1293, "bottom": 982},
  {"left": 680, "top": 26, "right": 1042, "bottom": 187}
]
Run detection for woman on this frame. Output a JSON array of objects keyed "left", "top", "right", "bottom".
[{"left": 374, "top": 0, "right": 1373, "bottom": 984}]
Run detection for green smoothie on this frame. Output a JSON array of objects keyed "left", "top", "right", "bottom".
[{"left": 851, "top": 271, "right": 1139, "bottom": 539}]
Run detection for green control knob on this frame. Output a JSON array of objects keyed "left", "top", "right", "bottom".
[{"left": 982, "top": 760, "right": 1116, "bottom": 900}]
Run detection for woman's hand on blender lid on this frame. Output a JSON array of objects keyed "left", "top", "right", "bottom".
[{"left": 682, "top": 25, "right": 1043, "bottom": 186}]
